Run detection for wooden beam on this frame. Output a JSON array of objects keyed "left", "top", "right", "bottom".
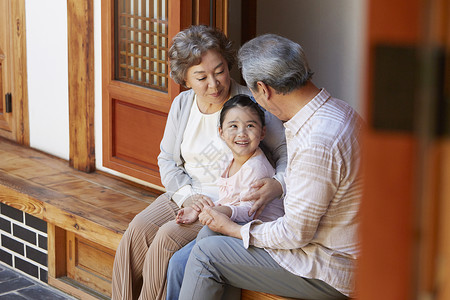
[
  {"left": 47, "top": 224, "right": 67, "bottom": 278},
  {"left": 67, "top": 0, "right": 95, "bottom": 172}
]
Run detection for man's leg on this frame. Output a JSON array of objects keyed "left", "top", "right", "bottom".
[
  {"left": 179, "top": 235, "right": 347, "bottom": 300},
  {"left": 166, "top": 226, "right": 240, "bottom": 300}
]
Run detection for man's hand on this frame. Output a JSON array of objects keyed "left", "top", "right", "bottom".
[
  {"left": 199, "top": 207, "right": 242, "bottom": 239},
  {"left": 241, "top": 178, "right": 282, "bottom": 219}
]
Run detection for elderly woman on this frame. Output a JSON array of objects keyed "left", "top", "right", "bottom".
[{"left": 111, "top": 25, "right": 287, "bottom": 300}]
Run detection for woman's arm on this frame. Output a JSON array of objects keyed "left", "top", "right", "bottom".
[{"left": 157, "top": 92, "right": 195, "bottom": 207}]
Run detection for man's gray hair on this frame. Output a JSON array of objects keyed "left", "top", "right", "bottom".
[{"left": 238, "top": 34, "right": 313, "bottom": 94}]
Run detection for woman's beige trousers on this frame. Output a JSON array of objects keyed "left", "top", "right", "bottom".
[{"left": 111, "top": 193, "right": 203, "bottom": 300}]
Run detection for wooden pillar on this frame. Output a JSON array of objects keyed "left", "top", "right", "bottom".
[
  {"left": 67, "top": 0, "right": 95, "bottom": 172},
  {"left": 357, "top": 0, "right": 421, "bottom": 299}
]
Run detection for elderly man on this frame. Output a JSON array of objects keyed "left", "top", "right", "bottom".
[{"left": 170, "top": 34, "right": 363, "bottom": 300}]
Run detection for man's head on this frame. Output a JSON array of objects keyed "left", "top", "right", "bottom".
[{"left": 238, "top": 34, "right": 313, "bottom": 95}]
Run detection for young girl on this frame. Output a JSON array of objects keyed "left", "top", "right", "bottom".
[{"left": 176, "top": 94, "right": 284, "bottom": 224}]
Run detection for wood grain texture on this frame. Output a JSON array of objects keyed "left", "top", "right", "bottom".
[
  {"left": 0, "top": 137, "right": 159, "bottom": 250},
  {"left": 67, "top": 0, "right": 95, "bottom": 172},
  {"left": 10, "top": 0, "right": 29, "bottom": 145},
  {"left": 47, "top": 224, "right": 67, "bottom": 278}
]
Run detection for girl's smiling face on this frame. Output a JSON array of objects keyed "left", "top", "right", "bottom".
[{"left": 219, "top": 106, "right": 266, "bottom": 162}]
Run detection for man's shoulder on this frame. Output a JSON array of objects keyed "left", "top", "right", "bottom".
[{"left": 302, "top": 98, "right": 362, "bottom": 149}]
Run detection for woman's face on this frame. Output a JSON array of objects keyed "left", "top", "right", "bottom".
[{"left": 185, "top": 50, "right": 231, "bottom": 109}]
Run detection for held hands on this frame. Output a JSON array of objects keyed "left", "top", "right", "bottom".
[
  {"left": 176, "top": 207, "right": 199, "bottom": 224},
  {"left": 177, "top": 194, "right": 214, "bottom": 224},
  {"left": 241, "top": 178, "right": 283, "bottom": 219},
  {"left": 182, "top": 194, "right": 215, "bottom": 212}
]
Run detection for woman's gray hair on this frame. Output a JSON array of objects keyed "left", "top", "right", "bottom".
[
  {"left": 169, "top": 25, "right": 235, "bottom": 87},
  {"left": 238, "top": 34, "right": 313, "bottom": 94}
]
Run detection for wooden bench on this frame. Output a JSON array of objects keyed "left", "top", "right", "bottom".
[{"left": 0, "top": 137, "right": 292, "bottom": 299}]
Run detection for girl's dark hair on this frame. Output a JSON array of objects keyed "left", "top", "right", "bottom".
[{"left": 219, "top": 94, "right": 265, "bottom": 128}]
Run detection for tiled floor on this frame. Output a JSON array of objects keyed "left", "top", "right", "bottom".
[{"left": 0, "top": 263, "right": 76, "bottom": 300}]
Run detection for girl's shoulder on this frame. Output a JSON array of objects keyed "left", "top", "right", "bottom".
[{"left": 242, "top": 148, "right": 275, "bottom": 176}]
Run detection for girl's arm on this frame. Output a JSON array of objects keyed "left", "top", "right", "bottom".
[{"left": 211, "top": 205, "right": 232, "bottom": 218}]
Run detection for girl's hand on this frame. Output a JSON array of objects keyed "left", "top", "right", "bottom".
[
  {"left": 240, "top": 178, "right": 282, "bottom": 219},
  {"left": 176, "top": 207, "right": 199, "bottom": 224}
]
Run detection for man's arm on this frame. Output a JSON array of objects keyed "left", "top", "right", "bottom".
[{"left": 242, "top": 145, "right": 340, "bottom": 250}]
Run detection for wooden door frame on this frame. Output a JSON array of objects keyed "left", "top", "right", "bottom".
[
  {"left": 1, "top": 0, "right": 93, "bottom": 170},
  {"left": 0, "top": 0, "right": 29, "bottom": 145},
  {"left": 101, "top": 0, "right": 192, "bottom": 186},
  {"left": 193, "top": 0, "right": 228, "bottom": 33}
]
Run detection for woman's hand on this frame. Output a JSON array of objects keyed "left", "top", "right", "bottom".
[
  {"left": 182, "top": 194, "right": 214, "bottom": 212},
  {"left": 241, "top": 178, "right": 283, "bottom": 219}
]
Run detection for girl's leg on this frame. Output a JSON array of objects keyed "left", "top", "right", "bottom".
[
  {"left": 111, "top": 194, "right": 179, "bottom": 300},
  {"left": 166, "top": 240, "right": 196, "bottom": 300}
]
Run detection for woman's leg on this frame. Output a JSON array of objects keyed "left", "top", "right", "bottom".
[
  {"left": 111, "top": 194, "right": 179, "bottom": 300},
  {"left": 139, "top": 220, "right": 203, "bottom": 300}
]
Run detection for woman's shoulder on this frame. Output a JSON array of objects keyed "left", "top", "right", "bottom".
[
  {"left": 168, "top": 89, "right": 195, "bottom": 116},
  {"left": 172, "top": 89, "right": 195, "bottom": 106}
]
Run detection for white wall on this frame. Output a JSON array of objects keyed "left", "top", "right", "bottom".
[
  {"left": 26, "top": 0, "right": 70, "bottom": 159},
  {"left": 256, "top": 0, "right": 366, "bottom": 112}
]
